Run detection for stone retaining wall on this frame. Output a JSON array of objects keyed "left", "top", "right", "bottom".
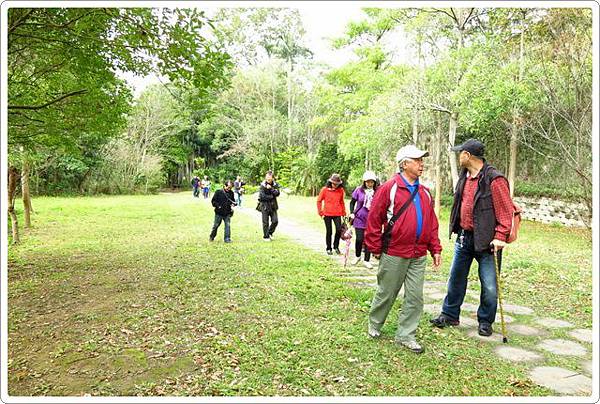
[{"left": 514, "top": 196, "right": 590, "bottom": 228}]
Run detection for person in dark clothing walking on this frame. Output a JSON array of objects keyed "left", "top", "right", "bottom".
[
  {"left": 233, "top": 176, "right": 245, "bottom": 207},
  {"left": 209, "top": 180, "right": 236, "bottom": 243},
  {"left": 258, "top": 171, "right": 280, "bottom": 241},
  {"left": 191, "top": 176, "right": 200, "bottom": 198},
  {"left": 430, "top": 139, "right": 515, "bottom": 337}
]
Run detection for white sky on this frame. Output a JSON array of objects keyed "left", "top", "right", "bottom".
[{"left": 122, "top": 2, "right": 412, "bottom": 97}]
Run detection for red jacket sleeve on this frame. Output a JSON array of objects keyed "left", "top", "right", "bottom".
[
  {"left": 340, "top": 189, "right": 347, "bottom": 216},
  {"left": 427, "top": 193, "right": 443, "bottom": 256},
  {"left": 364, "top": 184, "right": 390, "bottom": 255},
  {"left": 316, "top": 187, "right": 325, "bottom": 216},
  {"left": 491, "top": 178, "right": 513, "bottom": 241}
]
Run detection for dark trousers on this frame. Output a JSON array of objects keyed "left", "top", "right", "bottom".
[
  {"left": 193, "top": 186, "right": 200, "bottom": 197},
  {"left": 442, "top": 230, "right": 502, "bottom": 325},
  {"left": 262, "top": 210, "right": 278, "bottom": 238},
  {"left": 210, "top": 214, "right": 231, "bottom": 241},
  {"left": 323, "top": 216, "right": 342, "bottom": 250},
  {"left": 354, "top": 228, "right": 371, "bottom": 261}
]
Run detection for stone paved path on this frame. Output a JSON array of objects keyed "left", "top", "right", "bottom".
[{"left": 235, "top": 203, "right": 593, "bottom": 396}]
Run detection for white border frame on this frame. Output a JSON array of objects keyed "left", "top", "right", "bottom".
[{"left": 1, "top": 1, "right": 598, "bottom": 403}]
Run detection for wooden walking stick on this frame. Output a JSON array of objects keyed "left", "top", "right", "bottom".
[{"left": 494, "top": 249, "right": 508, "bottom": 343}]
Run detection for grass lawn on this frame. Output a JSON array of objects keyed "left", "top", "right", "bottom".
[{"left": 6, "top": 192, "right": 593, "bottom": 396}]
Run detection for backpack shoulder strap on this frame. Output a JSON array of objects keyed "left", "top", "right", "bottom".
[{"left": 387, "top": 183, "right": 397, "bottom": 221}]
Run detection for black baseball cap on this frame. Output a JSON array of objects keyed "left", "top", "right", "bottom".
[{"left": 451, "top": 139, "right": 485, "bottom": 158}]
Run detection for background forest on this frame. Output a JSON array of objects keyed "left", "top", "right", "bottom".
[{"left": 7, "top": 7, "right": 593, "bottom": 238}]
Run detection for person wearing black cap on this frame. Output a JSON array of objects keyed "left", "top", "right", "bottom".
[{"left": 430, "top": 139, "right": 515, "bottom": 337}]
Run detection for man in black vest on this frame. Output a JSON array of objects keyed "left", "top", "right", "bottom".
[{"left": 430, "top": 139, "right": 514, "bottom": 336}]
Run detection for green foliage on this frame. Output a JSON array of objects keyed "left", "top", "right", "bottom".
[{"left": 514, "top": 181, "right": 586, "bottom": 202}]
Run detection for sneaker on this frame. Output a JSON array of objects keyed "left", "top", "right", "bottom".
[
  {"left": 334, "top": 248, "right": 342, "bottom": 255},
  {"left": 263, "top": 237, "right": 271, "bottom": 242},
  {"left": 368, "top": 324, "right": 381, "bottom": 339},
  {"left": 478, "top": 323, "right": 493, "bottom": 336},
  {"left": 363, "top": 260, "right": 373, "bottom": 269},
  {"left": 397, "top": 339, "right": 424, "bottom": 354},
  {"left": 350, "top": 256, "right": 361, "bottom": 266},
  {"left": 326, "top": 250, "right": 333, "bottom": 255},
  {"left": 224, "top": 239, "right": 232, "bottom": 243},
  {"left": 430, "top": 313, "right": 460, "bottom": 328}
]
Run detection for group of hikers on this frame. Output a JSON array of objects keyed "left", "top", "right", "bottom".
[
  {"left": 191, "top": 175, "right": 211, "bottom": 199},
  {"left": 200, "top": 138, "right": 518, "bottom": 354}
]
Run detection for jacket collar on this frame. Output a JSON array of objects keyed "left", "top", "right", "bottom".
[{"left": 394, "top": 173, "right": 419, "bottom": 189}]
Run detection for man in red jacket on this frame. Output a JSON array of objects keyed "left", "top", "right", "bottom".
[{"left": 365, "top": 145, "right": 442, "bottom": 354}]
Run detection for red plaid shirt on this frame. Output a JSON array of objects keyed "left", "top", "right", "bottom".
[{"left": 460, "top": 173, "right": 513, "bottom": 241}]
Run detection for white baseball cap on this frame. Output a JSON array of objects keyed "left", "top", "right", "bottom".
[
  {"left": 362, "top": 171, "right": 377, "bottom": 181},
  {"left": 395, "top": 145, "right": 429, "bottom": 162}
]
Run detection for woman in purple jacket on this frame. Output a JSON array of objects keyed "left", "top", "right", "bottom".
[{"left": 349, "top": 171, "right": 379, "bottom": 269}]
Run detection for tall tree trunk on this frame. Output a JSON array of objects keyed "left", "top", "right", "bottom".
[
  {"left": 412, "top": 110, "right": 419, "bottom": 144},
  {"left": 287, "top": 59, "right": 293, "bottom": 147},
  {"left": 447, "top": 111, "right": 459, "bottom": 191},
  {"left": 507, "top": 25, "right": 525, "bottom": 197},
  {"left": 8, "top": 166, "right": 20, "bottom": 244},
  {"left": 434, "top": 117, "right": 443, "bottom": 217},
  {"left": 21, "top": 157, "right": 33, "bottom": 228},
  {"left": 271, "top": 73, "right": 276, "bottom": 171}
]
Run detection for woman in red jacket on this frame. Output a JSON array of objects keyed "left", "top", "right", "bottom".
[{"left": 317, "top": 173, "right": 347, "bottom": 255}]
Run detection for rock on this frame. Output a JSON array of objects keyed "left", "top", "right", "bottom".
[
  {"left": 529, "top": 366, "right": 592, "bottom": 395},
  {"left": 537, "top": 339, "right": 587, "bottom": 356},
  {"left": 500, "top": 304, "right": 534, "bottom": 315},
  {"left": 568, "top": 329, "right": 593, "bottom": 344},
  {"left": 534, "top": 317, "right": 574, "bottom": 329},
  {"left": 495, "top": 346, "right": 542, "bottom": 362},
  {"left": 507, "top": 324, "right": 544, "bottom": 336}
]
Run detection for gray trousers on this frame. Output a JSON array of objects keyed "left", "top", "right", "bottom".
[{"left": 368, "top": 253, "right": 427, "bottom": 342}]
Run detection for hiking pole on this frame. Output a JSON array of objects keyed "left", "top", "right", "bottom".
[{"left": 494, "top": 249, "right": 508, "bottom": 343}]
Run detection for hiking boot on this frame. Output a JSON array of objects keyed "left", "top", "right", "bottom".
[
  {"left": 350, "top": 256, "right": 361, "bottom": 266},
  {"left": 363, "top": 260, "right": 373, "bottom": 269},
  {"left": 430, "top": 313, "right": 460, "bottom": 328},
  {"left": 397, "top": 339, "right": 424, "bottom": 354},
  {"left": 334, "top": 248, "right": 342, "bottom": 255},
  {"left": 478, "top": 323, "right": 493, "bottom": 337},
  {"left": 326, "top": 250, "right": 333, "bottom": 255},
  {"left": 367, "top": 324, "right": 381, "bottom": 339}
]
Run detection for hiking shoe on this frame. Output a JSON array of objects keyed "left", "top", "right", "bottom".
[
  {"left": 368, "top": 324, "right": 381, "bottom": 339},
  {"left": 326, "top": 250, "right": 333, "bottom": 255},
  {"left": 350, "top": 256, "right": 361, "bottom": 266},
  {"left": 478, "top": 323, "right": 493, "bottom": 336},
  {"left": 430, "top": 313, "right": 460, "bottom": 328},
  {"left": 363, "top": 260, "right": 373, "bottom": 269},
  {"left": 334, "top": 248, "right": 342, "bottom": 255},
  {"left": 397, "top": 339, "right": 424, "bottom": 354}
]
